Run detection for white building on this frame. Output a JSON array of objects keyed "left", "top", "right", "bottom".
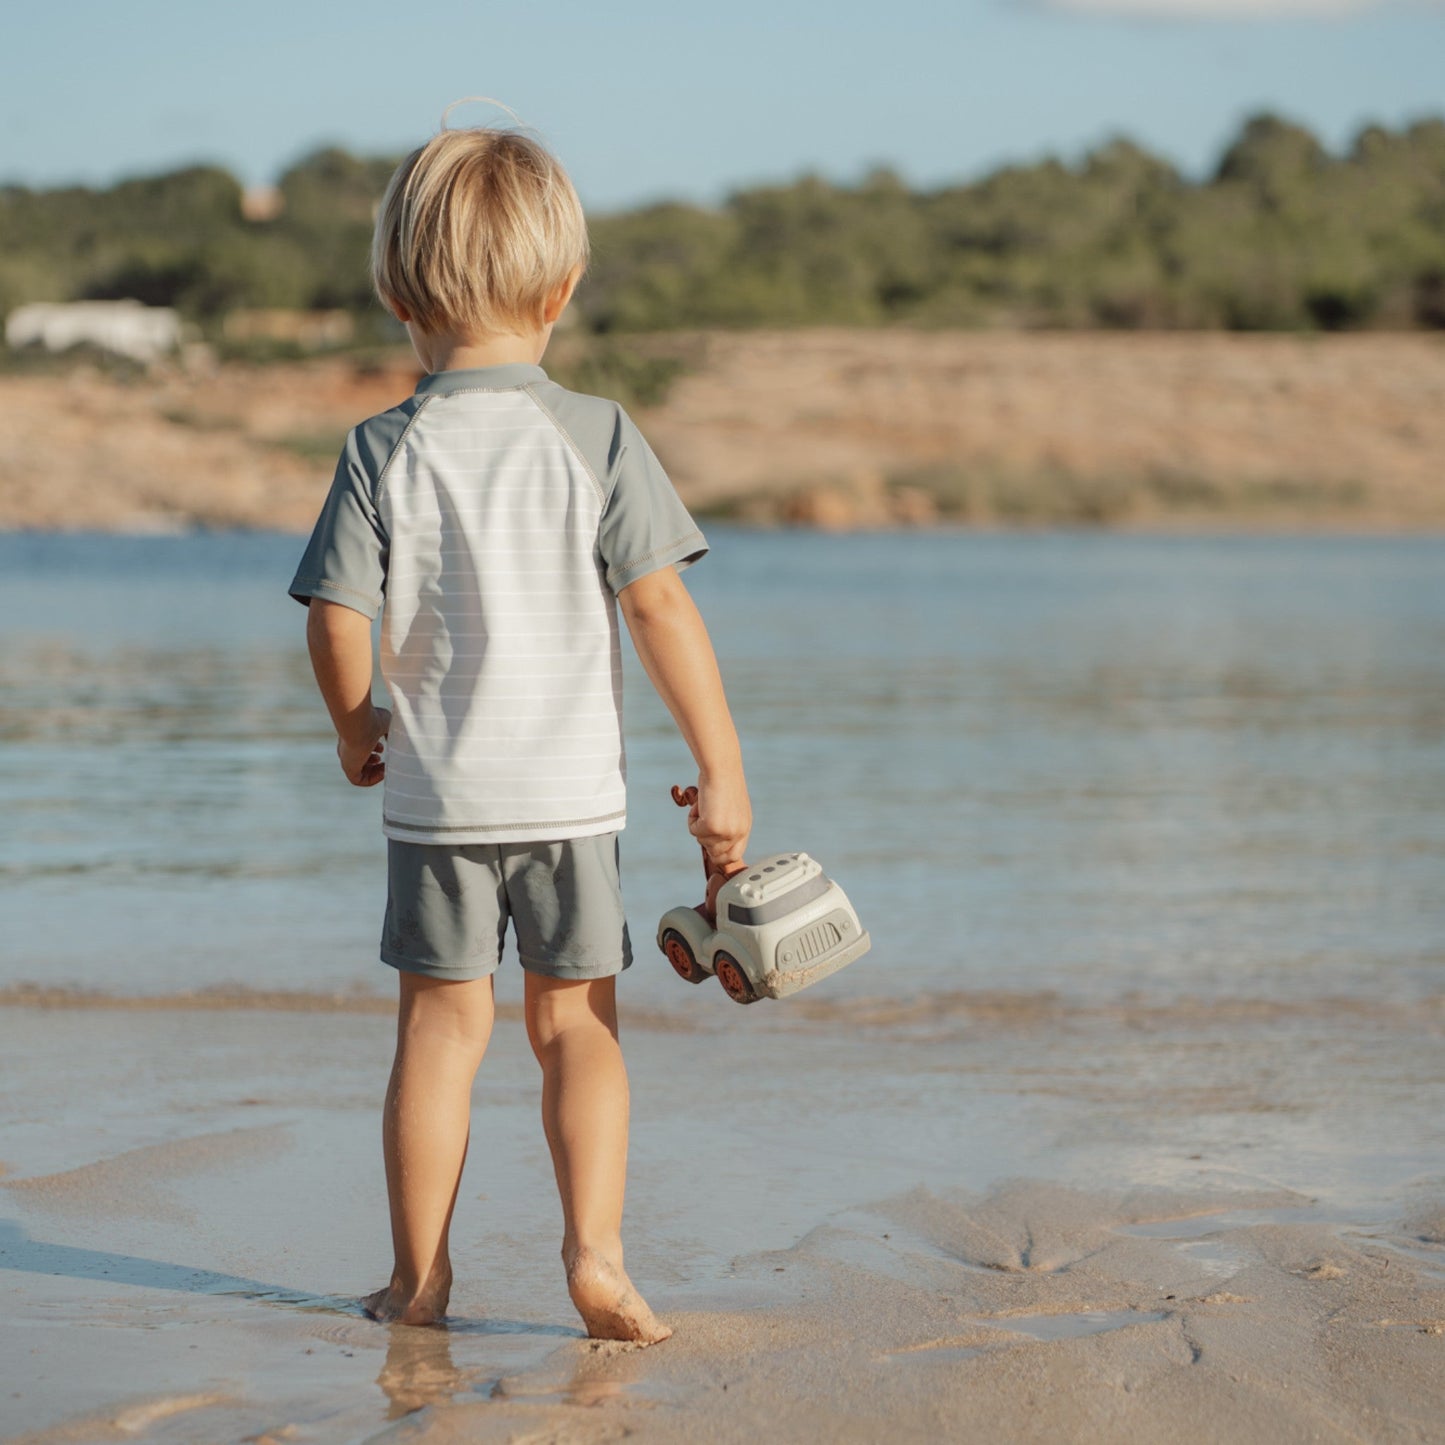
[{"left": 5, "top": 300, "right": 183, "bottom": 365}]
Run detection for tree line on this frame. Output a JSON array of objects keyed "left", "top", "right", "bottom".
[{"left": 2, "top": 112, "right": 1443, "bottom": 338}]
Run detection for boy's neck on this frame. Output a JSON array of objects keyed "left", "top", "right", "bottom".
[{"left": 406, "top": 322, "right": 552, "bottom": 375}]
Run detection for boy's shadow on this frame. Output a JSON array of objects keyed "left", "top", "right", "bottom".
[
  {"left": 2, "top": 1219, "right": 640, "bottom": 1420},
  {"left": 0, "top": 1216, "right": 352, "bottom": 1310},
  {"left": 0, "top": 1216, "right": 578, "bottom": 1330}
]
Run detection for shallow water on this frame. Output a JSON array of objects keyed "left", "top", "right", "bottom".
[{"left": 1, "top": 529, "right": 1442, "bottom": 1007}]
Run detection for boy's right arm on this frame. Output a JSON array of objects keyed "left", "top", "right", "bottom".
[
  {"left": 305, "top": 598, "right": 390, "bottom": 787},
  {"left": 619, "top": 567, "right": 751, "bottom": 868}
]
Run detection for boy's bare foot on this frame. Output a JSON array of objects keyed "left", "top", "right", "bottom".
[
  {"left": 565, "top": 1246, "right": 672, "bottom": 1345},
  {"left": 362, "top": 1265, "right": 452, "bottom": 1326}
]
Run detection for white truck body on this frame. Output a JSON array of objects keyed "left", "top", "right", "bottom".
[{"left": 657, "top": 851, "right": 870, "bottom": 1003}]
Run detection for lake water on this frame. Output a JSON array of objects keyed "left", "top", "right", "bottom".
[{"left": 2, "top": 529, "right": 1442, "bottom": 1010}]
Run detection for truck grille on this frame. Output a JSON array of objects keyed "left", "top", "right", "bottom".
[{"left": 793, "top": 919, "right": 842, "bottom": 964}]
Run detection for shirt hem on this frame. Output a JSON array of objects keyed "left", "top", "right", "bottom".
[{"left": 382, "top": 810, "right": 626, "bottom": 846}]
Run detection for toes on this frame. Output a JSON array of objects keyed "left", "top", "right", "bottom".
[{"left": 361, "top": 1288, "right": 393, "bottom": 1322}]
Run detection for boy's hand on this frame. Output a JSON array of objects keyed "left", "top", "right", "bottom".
[
  {"left": 691, "top": 771, "right": 751, "bottom": 870},
  {"left": 338, "top": 706, "right": 391, "bottom": 787}
]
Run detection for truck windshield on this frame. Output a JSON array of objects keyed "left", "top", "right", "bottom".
[{"left": 725, "top": 873, "right": 832, "bottom": 927}]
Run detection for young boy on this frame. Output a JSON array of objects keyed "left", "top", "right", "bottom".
[{"left": 289, "top": 122, "right": 750, "bottom": 1343}]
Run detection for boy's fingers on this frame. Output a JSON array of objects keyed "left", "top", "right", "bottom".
[
  {"left": 338, "top": 750, "right": 383, "bottom": 786},
  {"left": 336, "top": 711, "right": 389, "bottom": 786},
  {"left": 690, "top": 827, "right": 749, "bottom": 870}
]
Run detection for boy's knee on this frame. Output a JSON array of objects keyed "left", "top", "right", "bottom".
[
  {"left": 525, "top": 976, "right": 618, "bottom": 1053},
  {"left": 398, "top": 974, "right": 495, "bottom": 1045}
]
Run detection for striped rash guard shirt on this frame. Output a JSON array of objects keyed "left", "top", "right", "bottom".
[{"left": 289, "top": 363, "right": 707, "bottom": 846}]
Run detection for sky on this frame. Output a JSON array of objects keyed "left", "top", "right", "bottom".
[{"left": 1, "top": 0, "right": 1442, "bottom": 211}]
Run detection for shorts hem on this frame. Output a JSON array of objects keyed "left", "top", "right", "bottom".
[
  {"left": 380, "top": 948, "right": 500, "bottom": 983},
  {"left": 517, "top": 952, "right": 632, "bottom": 981}
]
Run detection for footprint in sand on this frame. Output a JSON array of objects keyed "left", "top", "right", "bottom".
[{"left": 884, "top": 1308, "right": 1170, "bottom": 1363}]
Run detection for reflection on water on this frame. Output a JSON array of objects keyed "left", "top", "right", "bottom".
[{"left": 1, "top": 530, "right": 1441, "bottom": 1005}]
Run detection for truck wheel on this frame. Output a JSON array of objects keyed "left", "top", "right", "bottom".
[
  {"left": 661, "top": 928, "right": 708, "bottom": 985},
  {"left": 714, "top": 952, "right": 758, "bottom": 1005}
]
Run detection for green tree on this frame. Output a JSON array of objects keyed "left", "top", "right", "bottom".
[{"left": 3, "top": 113, "right": 1445, "bottom": 340}]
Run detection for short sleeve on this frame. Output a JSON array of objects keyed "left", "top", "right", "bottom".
[
  {"left": 288, "top": 427, "right": 390, "bottom": 618},
  {"left": 597, "top": 412, "right": 707, "bottom": 595}
]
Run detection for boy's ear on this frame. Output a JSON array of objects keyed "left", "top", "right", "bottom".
[
  {"left": 543, "top": 266, "right": 583, "bottom": 325},
  {"left": 385, "top": 298, "right": 413, "bottom": 324}
]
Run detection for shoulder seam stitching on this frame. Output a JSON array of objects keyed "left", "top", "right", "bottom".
[
  {"left": 521, "top": 384, "right": 609, "bottom": 508},
  {"left": 423, "top": 382, "right": 532, "bottom": 393},
  {"left": 374, "top": 394, "right": 433, "bottom": 509}
]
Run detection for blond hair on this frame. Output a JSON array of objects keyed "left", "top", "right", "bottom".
[{"left": 372, "top": 121, "right": 589, "bottom": 337}]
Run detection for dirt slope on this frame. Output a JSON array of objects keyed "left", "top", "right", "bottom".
[{"left": 1, "top": 330, "right": 1441, "bottom": 531}]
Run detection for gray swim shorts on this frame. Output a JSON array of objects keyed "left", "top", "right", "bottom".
[{"left": 381, "top": 834, "right": 633, "bottom": 982}]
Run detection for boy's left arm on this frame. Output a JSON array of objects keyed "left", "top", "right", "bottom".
[
  {"left": 306, "top": 598, "right": 390, "bottom": 787},
  {"left": 619, "top": 567, "right": 751, "bottom": 867}
]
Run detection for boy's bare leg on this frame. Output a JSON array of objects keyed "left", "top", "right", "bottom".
[
  {"left": 364, "top": 972, "right": 495, "bottom": 1325},
  {"left": 524, "top": 974, "right": 671, "bottom": 1344}
]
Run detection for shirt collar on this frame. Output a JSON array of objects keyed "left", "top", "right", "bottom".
[{"left": 414, "top": 363, "right": 548, "bottom": 396}]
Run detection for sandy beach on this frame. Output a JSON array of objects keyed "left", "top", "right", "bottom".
[
  {"left": 2, "top": 983, "right": 1443, "bottom": 1444},
  {"left": 2, "top": 527, "right": 1442, "bottom": 1442}
]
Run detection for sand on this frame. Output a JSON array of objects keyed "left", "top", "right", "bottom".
[
  {"left": 2, "top": 985, "right": 1443, "bottom": 1443},
  {"left": 2, "top": 330, "right": 1444, "bottom": 532}
]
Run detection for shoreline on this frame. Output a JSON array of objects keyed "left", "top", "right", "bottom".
[
  {"left": 4, "top": 515, "right": 1445, "bottom": 537},
  {"left": 5, "top": 979, "right": 1444, "bottom": 1021}
]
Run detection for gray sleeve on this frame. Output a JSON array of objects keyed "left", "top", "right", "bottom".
[
  {"left": 596, "top": 410, "right": 707, "bottom": 595},
  {"left": 288, "top": 403, "right": 415, "bottom": 616}
]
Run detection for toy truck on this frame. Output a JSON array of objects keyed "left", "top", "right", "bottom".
[{"left": 656, "top": 787, "right": 871, "bottom": 1004}]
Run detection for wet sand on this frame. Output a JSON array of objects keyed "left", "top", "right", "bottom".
[{"left": 3, "top": 986, "right": 1443, "bottom": 1443}]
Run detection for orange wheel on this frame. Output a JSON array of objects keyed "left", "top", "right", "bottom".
[
  {"left": 661, "top": 928, "right": 708, "bottom": 985},
  {"left": 714, "top": 951, "right": 759, "bottom": 1005}
]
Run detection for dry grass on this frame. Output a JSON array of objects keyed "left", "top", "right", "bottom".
[{"left": 0, "top": 330, "right": 1440, "bottom": 530}]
